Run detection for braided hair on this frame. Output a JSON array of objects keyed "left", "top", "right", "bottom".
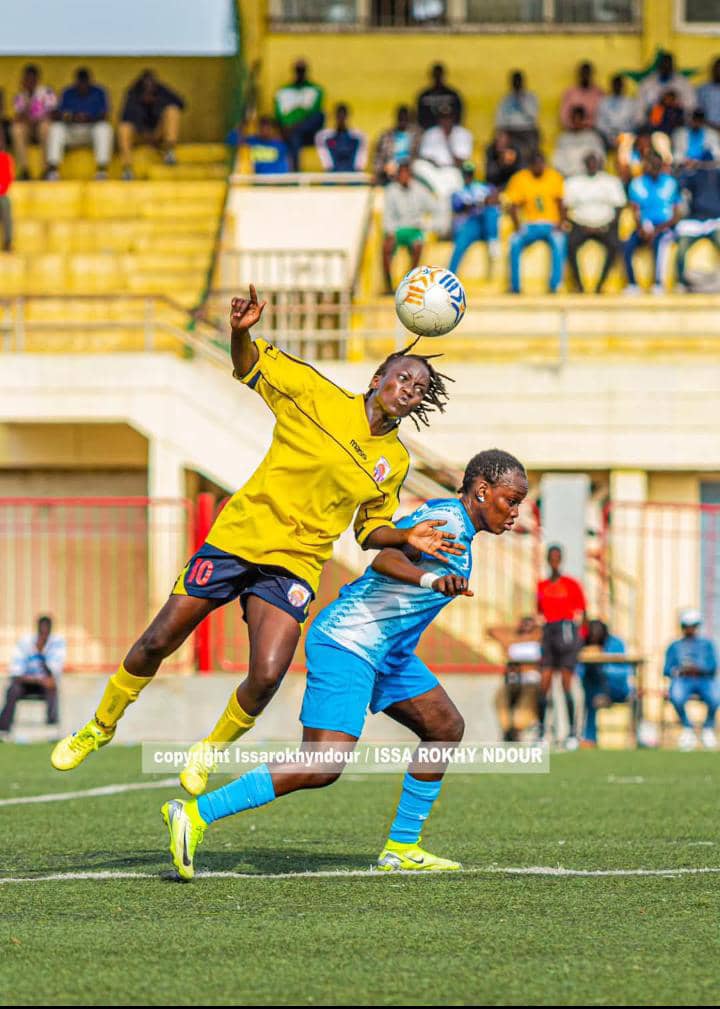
[
  {"left": 370, "top": 339, "right": 453, "bottom": 430},
  {"left": 459, "top": 449, "right": 526, "bottom": 493}
]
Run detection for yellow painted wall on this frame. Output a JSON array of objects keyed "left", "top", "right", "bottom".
[
  {"left": 649, "top": 472, "right": 720, "bottom": 504},
  {"left": 0, "top": 423, "right": 147, "bottom": 469},
  {"left": 0, "top": 57, "right": 230, "bottom": 141}
]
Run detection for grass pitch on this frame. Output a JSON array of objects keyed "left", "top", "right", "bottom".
[{"left": 1, "top": 745, "right": 719, "bottom": 1006}]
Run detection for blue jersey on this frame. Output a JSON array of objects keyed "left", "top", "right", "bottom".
[
  {"left": 311, "top": 498, "right": 475, "bottom": 672},
  {"left": 628, "top": 172, "right": 680, "bottom": 226}
]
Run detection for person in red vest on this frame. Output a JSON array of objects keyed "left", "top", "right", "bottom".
[
  {"left": 537, "top": 544, "right": 587, "bottom": 748},
  {"left": 0, "top": 130, "right": 14, "bottom": 251}
]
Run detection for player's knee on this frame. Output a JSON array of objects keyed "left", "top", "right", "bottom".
[
  {"left": 309, "top": 769, "right": 343, "bottom": 789},
  {"left": 247, "top": 659, "right": 285, "bottom": 699},
  {"left": 443, "top": 710, "right": 465, "bottom": 743},
  {"left": 137, "top": 625, "right": 175, "bottom": 661}
]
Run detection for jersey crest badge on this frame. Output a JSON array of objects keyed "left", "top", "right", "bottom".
[
  {"left": 287, "top": 583, "right": 311, "bottom": 609},
  {"left": 373, "top": 457, "right": 391, "bottom": 483}
]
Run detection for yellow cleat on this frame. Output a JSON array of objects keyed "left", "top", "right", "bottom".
[
  {"left": 161, "top": 798, "right": 206, "bottom": 881},
  {"left": 376, "top": 838, "right": 462, "bottom": 872},
  {"left": 179, "top": 739, "right": 221, "bottom": 797},
  {"left": 50, "top": 720, "right": 115, "bottom": 771}
]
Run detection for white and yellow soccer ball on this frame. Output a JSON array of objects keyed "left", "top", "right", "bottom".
[{"left": 394, "top": 266, "right": 467, "bottom": 337}]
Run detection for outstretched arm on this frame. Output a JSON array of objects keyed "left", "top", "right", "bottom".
[
  {"left": 371, "top": 547, "right": 472, "bottom": 597},
  {"left": 364, "top": 519, "right": 465, "bottom": 562},
  {"left": 230, "top": 285, "right": 267, "bottom": 378}
]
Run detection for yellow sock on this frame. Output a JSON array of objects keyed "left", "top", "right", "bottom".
[
  {"left": 95, "top": 663, "right": 153, "bottom": 729},
  {"left": 205, "top": 691, "right": 256, "bottom": 746}
]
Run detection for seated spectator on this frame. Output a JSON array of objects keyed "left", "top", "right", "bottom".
[
  {"left": 485, "top": 129, "right": 521, "bottom": 190},
  {"left": 552, "top": 105, "right": 605, "bottom": 178},
  {"left": 0, "top": 87, "right": 10, "bottom": 149},
  {"left": 495, "top": 70, "right": 540, "bottom": 166},
  {"left": 382, "top": 161, "right": 435, "bottom": 294},
  {"left": 560, "top": 61, "right": 605, "bottom": 129},
  {"left": 11, "top": 64, "right": 56, "bottom": 180},
  {"left": 373, "top": 105, "right": 421, "bottom": 185},
  {"left": 624, "top": 152, "right": 683, "bottom": 295},
  {"left": 577, "top": 619, "right": 634, "bottom": 748},
  {"left": 617, "top": 125, "right": 672, "bottom": 184},
  {"left": 488, "top": 616, "right": 542, "bottom": 743},
  {"left": 118, "top": 70, "right": 184, "bottom": 179},
  {"left": 564, "top": 152, "right": 625, "bottom": 293},
  {"left": 637, "top": 50, "right": 696, "bottom": 120},
  {"left": 596, "top": 74, "right": 639, "bottom": 150},
  {"left": 647, "top": 88, "right": 685, "bottom": 137},
  {"left": 663, "top": 609, "right": 718, "bottom": 751},
  {"left": 676, "top": 159, "right": 720, "bottom": 291},
  {"left": 697, "top": 56, "right": 720, "bottom": 132},
  {"left": 0, "top": 615, "right": 65, "bottom": 736},
  {"left": 315, "top": 103, "right": 368, "bottom": 173},
  {"left": 448, "top": 161, "right": 499, "bottom": 278},
  {"left": 673, "top": 108, "right": 720, "bottom": 165},
  {"left": 46, "top": 67, "right": 113, "bottom": 180},
  {"left": 0, "top": 132, "right": 13, "bottom": 251},
  {"left": 229, "top": 116, "right": 290, "bottom": 175},
  {"left": 416, "top": 62, "right": 464, "bottom": 130},
  {"left": 505, "top": 151, "right": 566, "bottom": 295},
  {"left": 274, "top": 59, "right": 325, "bottom": 172},
  {"left": 413, "top": 108, "right": 473, "bottom": 237}
]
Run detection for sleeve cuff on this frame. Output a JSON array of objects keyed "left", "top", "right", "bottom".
[
  {"left": 232, "top": 338, "right": 267, "bottom": 386},
  {"left": 355, "top": 519, "right": 394, "bottom": 546}
]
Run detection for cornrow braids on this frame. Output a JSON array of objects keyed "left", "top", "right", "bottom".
[
  {"left": 371, "top": 339, "right": 454, "bottom": 430},
  {"left": 460, "top": 449, "right": 526, "bottom": 493}
]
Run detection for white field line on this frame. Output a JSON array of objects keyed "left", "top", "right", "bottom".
[
  {"left": 0, "top": 778, "right": 177, "bottom": 807},
  {"left": 3, "top": 866, "right": 720, "bottom": 885}
]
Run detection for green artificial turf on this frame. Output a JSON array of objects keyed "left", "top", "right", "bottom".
[{"left": 1, "top": 745, "right": 719, "bottom": 1006}]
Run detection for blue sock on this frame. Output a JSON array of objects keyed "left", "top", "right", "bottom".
[
  {"left": 388, "top": 772, "right": 443, "bottom": 844},
  {"left": 197, "top": 764, "right": 276, "bottom": 825}
]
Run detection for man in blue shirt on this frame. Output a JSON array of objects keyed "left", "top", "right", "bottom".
[
  {"left": 624, "top": 152, "right": 683, "bottom": 294},
  {"left": 577, "top": 619, "right": 633, "bottom": 746},
  {"left": 315, "top": 103, "right": 367, "bottom": 173},
  {"left": 0, "top": 615, "right": 65, "bottom": 736},
  {"left": 46, "top": 67, "right": 113, "bottom": 179},
  {"left": 664, "top": 609, "right": 719, "bottom": 750},
  {"left": 448, "top": 161, "right": 500, "bottom": 278},
  {"left": 229, "top": 116, "right": 290, "bottom": 176},
  {"left": 159, "top": 449, "right": 528, "bottom": 880},
  {"left": 697, "top": 57, "right": 720, "bottom": 133},
  {"left": 676, "top": 159, "right": 720, "bottom": 289}
]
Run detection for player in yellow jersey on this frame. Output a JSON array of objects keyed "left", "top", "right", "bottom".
[{"left": 51, "top": 286, "right": 462, "bottom": 788}]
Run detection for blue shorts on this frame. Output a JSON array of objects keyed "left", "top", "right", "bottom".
[
  {"left": 172, "top": 542, "right": 314, "bottom": 623},
  {"left": 300, "top": 626, "right": 439, "bottom": 737}
]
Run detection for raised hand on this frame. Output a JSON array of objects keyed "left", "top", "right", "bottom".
[
  {"left": 230, "top": 285, "right": 267, "bottom": 332},
  {"left": 406, "top": 519, "right": 466, "bottom": 561}
]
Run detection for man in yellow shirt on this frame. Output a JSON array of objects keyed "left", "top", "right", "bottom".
[
  {"left": 51, "top": 288, "right": 463, "bottom": 793},
  {"left": 505, "top": 151, "right": 567, "bottom": 293}
]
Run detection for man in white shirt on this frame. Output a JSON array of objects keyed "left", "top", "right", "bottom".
[
  {"left": 564, "top": 152, "right": 626, "bottom": 293},
  {"left": 413, "top": 109, "right": 473, "bottom": 236},
  {"left": 0, "top": 615, "right": 65, "bottom": 734},
  {"left": 552, "top": 105, "right": 606, "bottom": 178},
  {"left": 637, "top": 51, "right": 696, "bottom": 119},
  {"left": 596, "top": 74, "right": 639, "bottom": 150},
  {"left": 382, "top": 161, "right": 436, "bottom": 293}
]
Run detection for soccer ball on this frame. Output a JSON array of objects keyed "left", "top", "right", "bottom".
[{"left": 395, "top": 266, "right": 466, "bottom": 337}]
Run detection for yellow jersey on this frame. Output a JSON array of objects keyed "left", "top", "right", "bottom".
[
  {"left": 205, "top": 338, "right": 411, "bottom": 593},
  {"left": 505, "top": 167, "right": 564, "bottom": 224}
]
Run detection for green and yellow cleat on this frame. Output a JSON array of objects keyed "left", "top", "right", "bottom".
[
  {"left": 179, "top": 739, "right": 222, "bottom": 797},
  {"left": 376, "top": 838, "right": 462, "bottom": 872},
  {"left": 50, "top": 720, "right": 115, "bottom": 771},
  {"left": 161, "top": 798, "right": 207, "bottom": 881}
]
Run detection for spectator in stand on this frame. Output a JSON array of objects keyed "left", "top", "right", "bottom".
[
  {"left": 229, "top": 116, "right": 290, "bottom": 175},
  {"left": 552, "top": 104, "right": 605, "bottom": 178},
  {"left": 413, "top": 108, "right": 473, "bottom": 237},
  {"left": 647, "top": 88, "right": 685, "bottom": 137},
  {"left": 382, "top": 160, "right": 435, "bottom": 294},
  {"left": 637, "top": 51, "right": 696, "bottom": 119},
  {"left": 617, "top": 125, "right": 672, "bottom": 184},
  {"left": 0, "top": 132, "right": 14, "bottom": 251},
  {"left": 673, "top": 108, "right": 720, "bottom": 165},
  {"left": 663, "top": 608, "right": 718, "bottom": 751},
  {"left": 11, "top": 64, "right": 56, "bottom": 180},
  {"left": 485, "top": 129, "right": 521, "bottom": 190},
  {"left": 0, "top": 88, "right": 10, "bottom": 149},
  {"left": 564, "top": 152, "right": 626, "bottom": 294},
  {"left": 577, "top": 619, "right": 633, "bottom": 748},
  {"left": 46, "top": 68, "right": 113, "bottom": 180},
  {"left": 117, "top": 70, "right": 185, "bottom": 179},
  {"left": 448, "top": 161, "right": 500, "bottom": 279},
  {"left": 495, "top": 70, "right": 540, "bottom": 166},
  {"left": 537, "top": 544, "right": 587, "bottom": 749},
  {"left": 274, "top": 59, "right": 325, "bottom": 172},
  {"left": 596, "top": 74, "right": 639, "bottom": 151},
  {"left": 373, "top": 105, "right": 421, "bottom": 185},
  {"left": 624, "top": 152, "right": 683, "bottom": 295},
  {"left": 0, "top": 616, "right": 65, "bottom": 736},
  {"left": 416, "top": 62, "right": 464, "bottom": 130},
  {"left": 697, "top": 57, "right": 720, "bottom": 133},
  {"left": 315, "top": 103, "right": 368, "bottom": 173},
  {"left": 560, "top": 61, "right": 605, "bottom": 129},
  {"left": 505, "top": 151, "right": 566, "bottom": 295},
  {"left": 488, "top": 616, "right": 542, "bottom": 743},
  {"left": 676, "top": 159, "right": 720, "bottom": 291}
]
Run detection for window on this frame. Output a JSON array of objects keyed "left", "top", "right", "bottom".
[
  {"left": 684, "top": 0, "right": 720, "bottom": 23},
  {"left": 466, "top": 0, "right": 636, "bottom": 22},
  {"left": 273, "top": 0, "right": 358, "bottom": 24},
  {"left": 465, "top": 0, "right": 543, "bottom": 23}
]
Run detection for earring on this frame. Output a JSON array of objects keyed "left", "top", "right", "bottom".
[{"left": 477, "top": 494, "right": 485, "bottom": 503}]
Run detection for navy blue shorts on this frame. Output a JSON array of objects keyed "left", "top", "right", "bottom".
[{"left": 172, "top": 543, "right": 314, "bottom": 623}]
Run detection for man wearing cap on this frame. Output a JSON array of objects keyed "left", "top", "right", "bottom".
[
  {"left": 448, "top": 161, "right": 499, "bottom": 278},
  {"left": 663, "top": 609, "right": 719, "bottom": 750}
]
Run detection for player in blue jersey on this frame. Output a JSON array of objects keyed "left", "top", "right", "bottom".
[{"left": 162, "top": 449, "right": 528, "bottom": 879}]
